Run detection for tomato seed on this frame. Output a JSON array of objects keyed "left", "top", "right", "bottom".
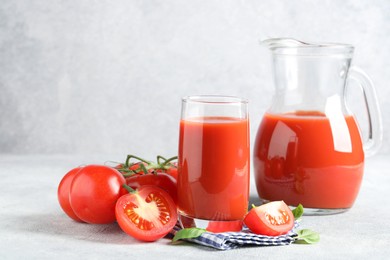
[{"left": 265, "top": 210, "right": 290, "bottom": 226}]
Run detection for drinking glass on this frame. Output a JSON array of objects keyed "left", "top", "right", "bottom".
[{"left": 177, "top": 95, "right": 249, "bottom": 232}]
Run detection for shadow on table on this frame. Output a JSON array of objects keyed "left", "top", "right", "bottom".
[
  {"left": 8, "top": 212, "right": 221, "bottom": 251},
  {"left": 6, "top": 211, "right": 143, "bottom": 245},
  {"left": 5, "top": 195, "right": 267, "bottom": 249},
  {"left": 249, "top": 194, "right": 263, "bottom": 208}
]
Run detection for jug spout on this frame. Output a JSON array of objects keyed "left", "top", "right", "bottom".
[{"left": 261, "top": 38, "right": 310, "bottom": 50}]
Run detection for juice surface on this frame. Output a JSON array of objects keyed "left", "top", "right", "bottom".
[
  {"left": 178, "top": 117, "right": 249, "bottom": 221},
  {"left": 254, "top": 112, "right": 364, "bottom": 209}
]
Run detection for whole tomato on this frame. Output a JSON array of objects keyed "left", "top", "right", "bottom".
[
  {"left": 160, "top": 162, "right": 178, "bottom": 180},
  {"left": 69, "top": 165, "right": 126, "bottom": 224},
  {"left": 126, "top": 172, "right": 177, "bottom": 203},
  {"left": 57, "top": 167, "right": 84, "bottom": 222}
]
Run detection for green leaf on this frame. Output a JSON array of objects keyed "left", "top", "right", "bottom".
[
  {"left": 172, "top": 228, "right": 207, "bottom": 242},
  {"left": 295, "top": 229, "right": 320, "bottom": 244},
  {"left": 292, "top": 204, "right": 304, "bottom": 220}
]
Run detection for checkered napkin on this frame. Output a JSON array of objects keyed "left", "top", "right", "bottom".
[{"left": 170, "top": 223, "right": 298, "bottom": 250}]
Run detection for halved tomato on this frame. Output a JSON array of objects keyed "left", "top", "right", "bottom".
[
  {"left": 115, "top": 185, "right": 178, "bottom": 242},
  {"left": 244, "top": 201, "right": 294, "bottom": 236}
]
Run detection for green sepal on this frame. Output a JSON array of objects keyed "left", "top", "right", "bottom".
[
  {"left": 172, "top": 228, "right": 207, "bottom": 242},
  {"left": 292, "top": 204, "right": 304, "bottom": 220}
]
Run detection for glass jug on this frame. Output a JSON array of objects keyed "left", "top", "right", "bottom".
[{"left": 254, "top": 38, "right": 382, "bottom": 215}]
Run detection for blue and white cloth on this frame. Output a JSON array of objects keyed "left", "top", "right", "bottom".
[{"left": 170, "top": 223, "right": 298, "bottom": 250}]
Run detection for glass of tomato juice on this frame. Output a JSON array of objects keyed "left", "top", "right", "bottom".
[{"left": 177, "top": 95, "right": 250, "bottom": 232}]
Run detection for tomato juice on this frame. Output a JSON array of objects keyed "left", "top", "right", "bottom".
[
  {"left": 178, "top": 117, "right": 249, "bottom": 221},
  {"left": 254, "top": 112, "right": 364, "bottom": 209}
]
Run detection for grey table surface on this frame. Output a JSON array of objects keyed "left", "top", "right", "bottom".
[{"left": 0, "top": 154, "right": 389, "bottom": 259}]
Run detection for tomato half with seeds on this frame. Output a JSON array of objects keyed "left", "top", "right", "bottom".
[
  {"left": 115, "top": 185, "right": 178, "bottom": 242},
  {"left": 244, "top": 201, "right": 294, "bottom": 236}
]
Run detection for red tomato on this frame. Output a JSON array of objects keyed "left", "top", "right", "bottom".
[
  {"left": 163, "top": 164, "right": 178, "bottom": 180},
  {"left": 69, "top": 165, "right": 126, "bottom": 224},
  {"left": 115, "top": 185, "right": 178, "bottom": 242},
  {"left": 206, "top": 220, "right": 243, "bottom": 233},
  {"left": 244, "top": 201, "right": 294, "bottom": 236},
  {"left": 126, "top": 172, "right": 177, "bottom": 203},
  {"left": 57, "top": 167, "right": 84, "bottom": 222}
]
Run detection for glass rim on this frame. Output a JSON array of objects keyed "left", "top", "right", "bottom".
[{"left": 182, "top": 95, "right": 248, "bottom": 104}]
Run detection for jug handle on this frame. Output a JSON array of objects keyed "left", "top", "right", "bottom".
[{"left": 347, "top": 66, "right": 383, "bottom": 157}]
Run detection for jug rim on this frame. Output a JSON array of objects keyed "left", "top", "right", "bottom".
[{"left": 261, "top": 38, "right": 354, "bottom": 56}]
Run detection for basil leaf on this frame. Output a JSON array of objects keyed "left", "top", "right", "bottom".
[
  {"left": 292, "top": 204, "right": 304, "bottom": 220},
  {"left": 295, "top": 229, "right": 320, "bottom": 244},
  {"left": 172, "top": 228, "right": 207, "bottom": 242}
]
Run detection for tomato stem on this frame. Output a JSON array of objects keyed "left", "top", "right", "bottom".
[
  {"left": 120, "top": 154, "right": 178, "bottom": 176},
  {"left": 157, "top": 155, "right": 167, "bottom": 165},
  {"left": 251, "top": 204, "right": 257, "bottom": 209},
  {"left": 161, "top": 156, "right": 178, "bottom": 166},
  {"left": 122, "top": 184, "right": 137, "bottom": 194},
  {"left": 139, "top": 163, "right": 149, "bottom": 174},
  {"left": 122, "top": 171, "right": 136, "bottom": 177},
  {"left": 125, "top": 155, "right": 151, "bottom": 167}
]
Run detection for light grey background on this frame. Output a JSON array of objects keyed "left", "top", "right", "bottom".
[{"left": 1, "top": 0, "right": 389, "bottom": 157}]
